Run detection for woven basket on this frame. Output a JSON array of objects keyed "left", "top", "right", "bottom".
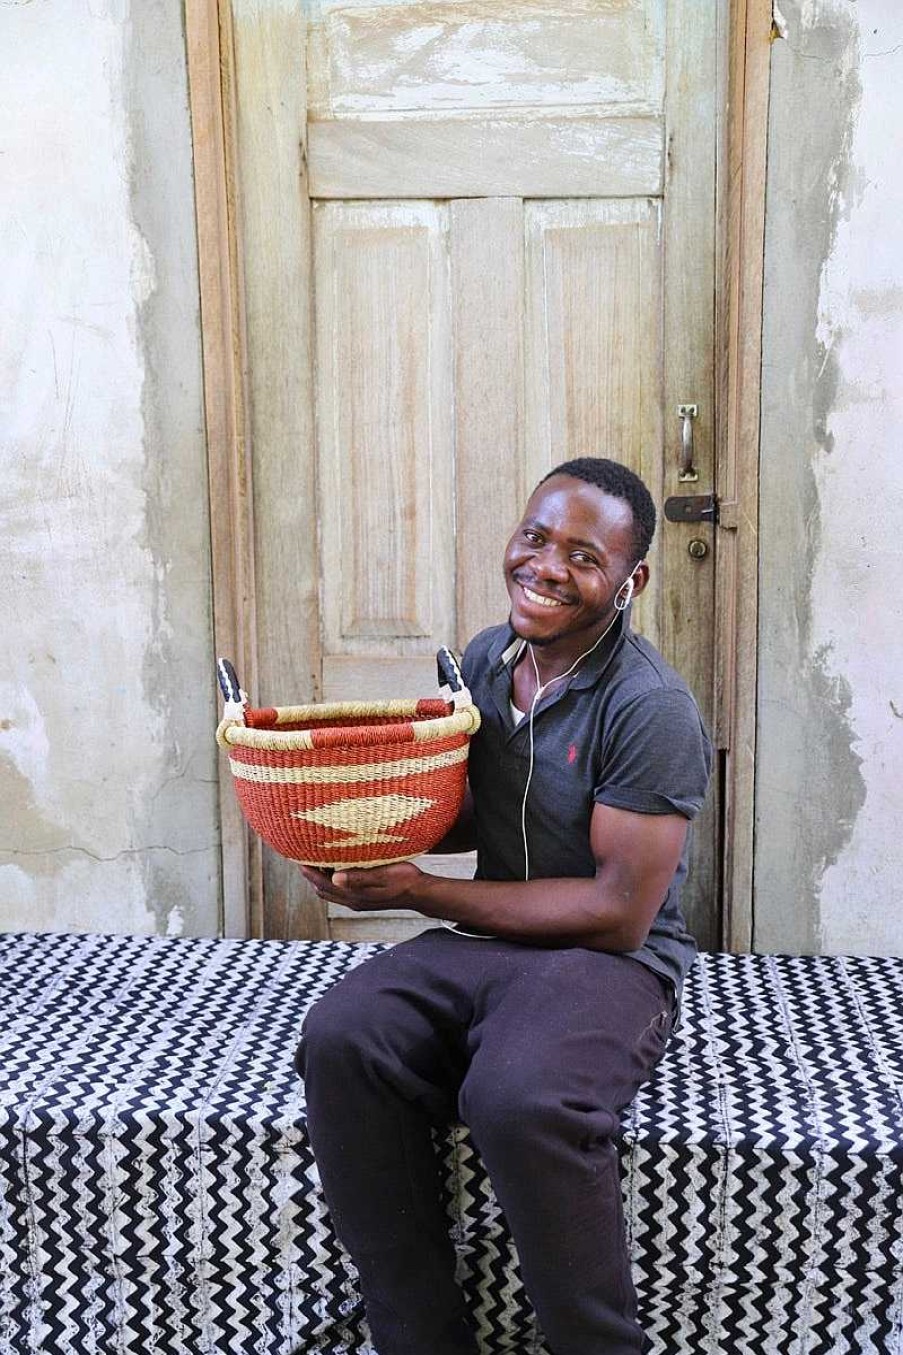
[{"left": 215, "top": 650, "right": 481, "bottom": 868}]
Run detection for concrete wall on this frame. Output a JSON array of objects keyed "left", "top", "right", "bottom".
[
  {"left": 0, "top": 1, "right": 220, "bottom": 935},
  {"left": 755, "top": 0, "right": 903, "bottom": 954},
  {"left": 3, "top": 0, "right": 901, "bottom": 953}
]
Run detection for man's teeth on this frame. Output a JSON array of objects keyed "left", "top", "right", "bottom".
[{"left": 523, "top": 586, "right": 564, "bottom": 608}]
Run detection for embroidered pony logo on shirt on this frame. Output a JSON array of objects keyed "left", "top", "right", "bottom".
[{"left": 567, "top": 744, "right": 578, "bottom": 765}]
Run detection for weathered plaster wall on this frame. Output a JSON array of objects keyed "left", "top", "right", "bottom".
[
  {"left": 0, "top": 2, "right": 220, "bottom": 934},
  {"left": 756, "top": 0, "right": 903, "bottom": 954}
]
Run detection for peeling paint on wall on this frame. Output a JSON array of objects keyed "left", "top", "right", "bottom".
[
  {"left": 808, "top": 1, "right": 903, "bottom": 956},
  {"left": 0, "top": 684, "right": 72, "bottom": 867},
  {"left": 756, "top": 0, "right": 866, "bottom": 953},
  {"left": 0, "top": 0, "right": 218, "bottom": 936},
  {"left": 757, "top": 0, "right": 903, "bottom": 956},
  {"left": 124, "top": 0, "right": 221, "bottom": 935}
]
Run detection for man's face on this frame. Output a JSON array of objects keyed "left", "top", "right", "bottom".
[{"left": 503, "top": 475, "right": 641, "bottom": 651}]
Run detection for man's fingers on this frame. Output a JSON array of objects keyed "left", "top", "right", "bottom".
[
  {"left": 299, "top": 864, "right": 333, "bottom": 890},
  {"left": 298, "top": 863, "right": 382, "bottom": 904},
  {"left": 300, "top": 862, "right": 415, "bottom": 909},
  {"left": 333, "top": 868, "right": 385, "bottom": 891},
  {"left": 299, "top": 864, "right": 351, "bottom": 903}
]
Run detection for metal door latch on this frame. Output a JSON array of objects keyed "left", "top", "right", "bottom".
[{"left": 664, "top": 493, "right": 718, "bottom": 525}]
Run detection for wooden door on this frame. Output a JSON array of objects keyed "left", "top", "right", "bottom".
[{"left": 233, "top": 0, "right": 721, "bottom": 947}]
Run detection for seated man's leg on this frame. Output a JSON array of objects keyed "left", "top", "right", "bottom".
[
  {"left": 458, "top": 947, "right": 672, "bottom": 1355},
  {"left": 296, "top": 930, "right": 481, "bottom": 1355}
]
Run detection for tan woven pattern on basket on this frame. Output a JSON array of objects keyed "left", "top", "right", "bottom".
[{"left": 217, "top": 697, "right": 480, "bottom": 868}]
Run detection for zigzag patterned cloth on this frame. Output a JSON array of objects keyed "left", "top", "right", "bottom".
[{"left": 0, "top": 933, "right": 901, "bottom": 1354}]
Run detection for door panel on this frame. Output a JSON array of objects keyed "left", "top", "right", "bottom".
[
  {"left": 523, "top": 198, "right": 664, "bottom": 649},
  {"left": 315, "top": 197, "right": 666, "bottom": 693},
  {"left": 307, "top": 0, "right": 665, "bottom": 118},
  {"left": 314, "top": 201, "right": 455, "bottom": 698},
  {"left": 308, "top": 116, "right": 665, "bottom": 200},
  {"left": 450, "top": 197, "right": 525, "bottom": 645}
]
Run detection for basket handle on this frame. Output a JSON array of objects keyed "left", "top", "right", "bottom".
[
  {"left": 217, "top": 658, "right": 248, "bottom": 721},
  {"left": 437, "top": 646, "right": 472, "bottom": 709},
  {"left": 436, "top": 646, "right": 464, "bottom": 692}
]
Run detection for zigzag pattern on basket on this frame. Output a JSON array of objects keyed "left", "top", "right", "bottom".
[{"left": 0, "top": 935, "right": 901, "bottom": 1354}]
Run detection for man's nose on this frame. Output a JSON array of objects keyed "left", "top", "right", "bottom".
[{"left": 533, "top": 545, "right": 570, "bottom": 581}]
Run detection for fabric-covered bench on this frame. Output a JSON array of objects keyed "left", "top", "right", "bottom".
[{"left": 0, "top": 932, "right": 900, "bottom": 1354}]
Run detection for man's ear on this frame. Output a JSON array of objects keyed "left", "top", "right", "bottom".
[{"left": 630, "top": 561, "right": 651, "bottom": 598}]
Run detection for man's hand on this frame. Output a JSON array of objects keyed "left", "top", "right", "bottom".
[
  {"left": 299, "top": 862, "right": 426, "bottom": 912},
  {"left": 299, "top": 802, "right": 688, "bottom": 950}
]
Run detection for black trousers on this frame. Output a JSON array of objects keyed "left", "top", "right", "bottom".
[{"left": 295, "top": 928, "right": 673, "bottom": 1355}]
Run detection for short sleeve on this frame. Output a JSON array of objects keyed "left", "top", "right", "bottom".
[{"left": 593, "top": 688, "right": 713, "bottom": 820}]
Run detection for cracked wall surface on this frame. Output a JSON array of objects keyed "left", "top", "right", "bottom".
[
  {"left": 4, "top": 0, "right": 902, "bottom": 952},
  {"left": 0, "top": 0, "right": 219, "bottom": 936},
  {"left": 756, "top": 0, "right": 903, "bottom": 954}
]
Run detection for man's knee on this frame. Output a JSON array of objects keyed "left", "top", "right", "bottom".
[
  {"left": 459, "top": 1063, "right": 619, "bottom": 1158},
  {"left": 458, "top": 1065, "right": 536, "bottom": 1142},
  {"left": 294, "top": 977, "right": 373, "bottom": 1079}
]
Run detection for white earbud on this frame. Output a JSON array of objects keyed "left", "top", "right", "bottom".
[{"left": 614, "top": 576, "right": 635, "bottom": 612}]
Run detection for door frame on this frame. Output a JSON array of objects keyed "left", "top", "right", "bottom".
[
  {"left": 186, "top": 0, "right": 773, "bottom": 947},
  {"left": 715, "top": 0, "right": 773, "bottom": 950}
]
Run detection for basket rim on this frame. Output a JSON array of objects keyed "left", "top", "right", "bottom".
[
  {"left": 250, "top": 697, "right": 450, "bottom": 727},
  {"left": 218, "top": 701, "right": 480, "bottom": 752}
]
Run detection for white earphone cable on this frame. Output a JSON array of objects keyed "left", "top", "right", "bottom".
[
  {"left": 520, "top": 611, "right": 620, "bottom": 880},
  {"left": 442, "top": 562, "right": 642, "bottom": 931}
]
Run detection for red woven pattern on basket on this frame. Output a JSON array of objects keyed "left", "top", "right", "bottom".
[
  {"left": 245, "top": 707, "right": 280, "bottom": 728},
  {"left": 244, "top": 699, "right": 451, "bottom": 732},
  {"left": 308, "top": 722, "right": 417, "bottom": 750},
  {"left": 229, "top": 726, "right": 469, "bottom": 866},
  {"left": 227, "top": 736, "right": 452, "bottom": 770}
]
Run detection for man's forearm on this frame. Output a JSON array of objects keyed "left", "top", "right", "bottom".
[
  {"left": 410, "top": 873, "right": 647, "bottom": 952},
  {"left": 306, "top": 805, "right": 684, "bottom": 951}
]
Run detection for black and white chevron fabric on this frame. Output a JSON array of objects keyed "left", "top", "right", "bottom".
[{"left": 0, "top": 933, "right": 900, "bottom": 1354}]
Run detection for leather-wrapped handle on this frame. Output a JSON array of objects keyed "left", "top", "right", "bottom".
[
  {"left": 217, "top": 658, "right": 245, "bottom": 708},
  {"left": 436, "top": 646, "right": 465, "bottom": 694}
]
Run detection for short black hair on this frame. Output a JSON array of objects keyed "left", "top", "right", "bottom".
[{"left": 540, "top": 457, "right": 656, "bottom": 561}]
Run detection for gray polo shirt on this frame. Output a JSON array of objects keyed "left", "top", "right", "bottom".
[{"left": 460, "top": 615, "right": 713, "bottom": 997}]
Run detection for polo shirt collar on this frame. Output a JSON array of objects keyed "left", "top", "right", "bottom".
[{"left": 486, "top": 607, "right": 630, "bottom": 717}]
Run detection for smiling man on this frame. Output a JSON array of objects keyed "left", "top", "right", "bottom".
[{"left": 296, "top": 458, "right": 713, "bottom": 1355}]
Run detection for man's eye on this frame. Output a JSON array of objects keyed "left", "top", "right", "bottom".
[
  {"left": 572, "top": 553, "right": 596, "bottom": 565},
  {"left": 523, "top": 530, "right": 542, "bottom": 544}
]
